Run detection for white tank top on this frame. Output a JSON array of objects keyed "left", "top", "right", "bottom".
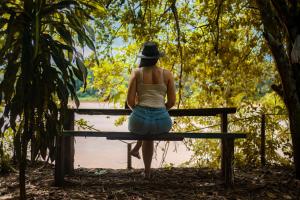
[{"left": 137, "top": 67, "right": 167, "bottom": 108}]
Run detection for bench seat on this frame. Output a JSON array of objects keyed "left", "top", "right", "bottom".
[
  {"left": 63, "top": 130, "right": 247, "bottom": 140},
  {"left": 55, "top": 107, "right": 246, "bottom": 188}
]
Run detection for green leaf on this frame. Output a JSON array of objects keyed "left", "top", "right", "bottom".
[
  {"left": 2, "top": 60, "right": 19, "bottom": 102},
  {"left": 0, "top": 14, "right": 16, "bottom": 58},
  {"left": 41, "top": 0, "right": 79, "bottom": 16},
  {"left": 53, "top": 23, "right": 73, "bottom": 46},
  {"left": 84, "top": 24, "right": 95, "bottom": 41},
  {"left": 75, "top": 57, "right": 87, "bottom": 88},
  {"left": 56, "top": 78, "right": 68, "bottom": 105},
  {"left": 73, "top": 67, "right": 83, "bottom": 82},
  {"left": 67, "top": 82, "right": 80, "bottom": 108},
  {"left": 0, "top": 18, "right": 8, "bottom": 29}
]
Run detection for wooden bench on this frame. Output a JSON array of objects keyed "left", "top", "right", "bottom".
[{"left": 55, "top": 108, "right": 246, "bottom": 187}]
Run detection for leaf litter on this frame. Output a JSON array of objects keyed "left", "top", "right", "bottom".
[{"left": 0, "top": 163, "right": 300, "bottom": 199}]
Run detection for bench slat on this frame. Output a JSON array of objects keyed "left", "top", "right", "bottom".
[
  {"left": 71, "top": 108, "right": 237, "bottom": 116},
  {"left": 63, "top": 131, "right": 246, "bottom": 140},
  {"left": 107, "top": 135, "right": 184, "bottom": 141}
]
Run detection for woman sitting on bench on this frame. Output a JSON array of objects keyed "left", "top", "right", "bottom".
[{"left": 127, "top": 42, "right": 176, "bottom": 179}]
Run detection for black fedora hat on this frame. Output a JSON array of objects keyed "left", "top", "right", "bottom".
[{"left": 137, "top": 42, "right": 164, "bottom": 59}]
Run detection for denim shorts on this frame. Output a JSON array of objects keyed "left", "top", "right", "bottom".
[{"left": 128, "top": 106, "right": 172, "bottom": 135}]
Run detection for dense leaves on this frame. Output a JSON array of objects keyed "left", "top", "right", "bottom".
[
  {"left": 0, "top": 0, "right": 99, "bottom": 198},
  {"left": 81, "top": 0, "right": 291, "bottom": 168}
]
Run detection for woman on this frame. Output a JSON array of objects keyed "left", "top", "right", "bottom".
[{"left": 127, "top": 42, "right": 176, "bottom": 179}]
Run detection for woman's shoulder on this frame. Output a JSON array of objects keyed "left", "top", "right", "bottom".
[
  {"left": 159, "top": 67, "right": 172, "bottom": 78},
  {"left": 131, "top": 68, "right": 141, "bottom": 76}
]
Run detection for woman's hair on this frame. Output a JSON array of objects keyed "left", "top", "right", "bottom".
[{"left": 139, "top": 58, "right": 159, "bottom": 68}]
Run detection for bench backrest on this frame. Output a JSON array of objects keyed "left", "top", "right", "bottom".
[{"left": 70, "top": 107, "right": 237, "bottom": 116}]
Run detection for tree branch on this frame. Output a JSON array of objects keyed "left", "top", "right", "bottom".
[
  {"left": 171, "top": 0, "right": 183, "bottom": 108},
  {"left": 214, "top": 0, "right": 224, "bottom": 55}
]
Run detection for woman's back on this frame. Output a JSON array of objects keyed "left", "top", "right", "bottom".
[
  {"left": 140, "top": 66, "right": 167, "bottom": 85},
  {"left": 136, "top": 67, "right": 167, "bottom": 108}
]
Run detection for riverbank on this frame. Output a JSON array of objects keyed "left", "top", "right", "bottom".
[{"left": 0, "top": 163, "right": 299, "bottom": 199}]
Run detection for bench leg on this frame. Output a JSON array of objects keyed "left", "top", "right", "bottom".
[
  {"left": 223, "top": 138, "right": 234, "bottom": 187},
  {"left": 127, "top": 143, "right": 132, "bottom": 169},
  {"left": 220, "top": 113, "right": 228, "bottom": 177},
  {"left": 64, "top": 136, "right": 74, "bottom": 174},
  {"left": 221, "top": 139, "right": 225, "bottom": 177},
  {"left": 55, "top": 135, "right": 65, "bottom": 186}
]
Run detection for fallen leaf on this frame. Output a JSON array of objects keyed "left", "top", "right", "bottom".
[{"left": 266, "top": 192, "right": 277, "bottom": 199}]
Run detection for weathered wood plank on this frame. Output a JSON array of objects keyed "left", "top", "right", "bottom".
[
  {"left": 107, "top": 134, "right": 184, "bottom": 141},
  {"left": 127, "top": 144, "right": 132, "bottom": 169},
  {"left": 63, "top": 131, "right": 247, "bottom": 139},
  {"left": 71, "top": 107, "right": 237, "bottom": 116},
  {"left": 224, "top": 138, "right": 234, "bottom": 187},
  {"left": 221, "top": 113, "right": 228, "bottom": 177}
]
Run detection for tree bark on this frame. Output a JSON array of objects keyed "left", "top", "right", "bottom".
[
  {"left": 19, "top": 140, "right": 28, "bottom": 200},
  {"left": 288, "top": 109, "right": 300, "bottom": 178},
  {"left": 255, "top": 0, "right": 300, "bottom": 179},
  {"left": 19, "top": 0, "right": 34, "bottom": 198}
]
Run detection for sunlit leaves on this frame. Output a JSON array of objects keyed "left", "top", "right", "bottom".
[
  {"left": 84, "top": 0, "right": 290, "bottom": 167},
  {"left": 0, "top": 0, "right": 98, "bottom": 163}
]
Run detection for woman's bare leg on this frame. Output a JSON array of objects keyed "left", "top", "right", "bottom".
[
  {"left": 130, "top": 140, "right": 142, "bottom": 159},
  {"left": 142, "top": 140, "right": 154, "bottom": 178}
]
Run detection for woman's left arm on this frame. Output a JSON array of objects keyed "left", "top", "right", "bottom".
[{"left": 127, "top": 69, "right": 137, "bottom": 110}]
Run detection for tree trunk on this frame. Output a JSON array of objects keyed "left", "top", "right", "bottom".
[
  {"left": 19, "top": 0, "right": 33, "bottom": 197},
  {"left": 255, "top": 0, "right": 300, "bottom": 179},
  {"left": 19, "top": 141, "right": 28, "bottom": 200},
  {"left": 288, "top": 108, "right": 300, "bottom": 178}
]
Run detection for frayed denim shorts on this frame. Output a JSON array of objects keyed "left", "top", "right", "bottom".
[{"left": 128, "top": 106, "right": 172, "bottom": 135}]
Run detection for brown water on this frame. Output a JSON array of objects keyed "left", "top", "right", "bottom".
[{"left": 73, "top": 102, "right": 193, "bottom": 169}]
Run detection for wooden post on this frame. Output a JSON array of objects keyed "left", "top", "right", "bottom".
[
  {"left": 125, "top": 102, "right": 132, "bottom": 169},
  {"left": 221, "top": 113, "right": 234, "bottom": 187},
  {"left": 261, "top": 114, "right": 266, "bottom": 167},
  {"left": 223, "top": 138, "right": 234, "bottom": 187},
  {"left": 54, "top": 135, "right": 65, "bottom": 186},
  {"left": 127, "top": 143, "right": 132, "bottom": 169},
  {"left": 64, "top": 109, "right": 75, "bottom": 174},
  {"left": 220, "top": 113, "right": 228, "bottom": 176}
]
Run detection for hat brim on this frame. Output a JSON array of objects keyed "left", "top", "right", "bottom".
[{"left": 137, "top": 52, "right": 165, "bottom": 59}]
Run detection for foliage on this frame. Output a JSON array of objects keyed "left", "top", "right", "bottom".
[
  {"left": 82, "top": 0, "right": 292, "bottom": 167},
  {"left": 0, "top": 0, "right": 296, "bottom": 184},
  {"left": 0, "top": 0, "right": 100, "bottom": 198},
  {"left": 0, "top": 0, "right": 98, "bottom": 162},
  {"left": 0, "top": 128, "right": 14, "bottom": 174}
]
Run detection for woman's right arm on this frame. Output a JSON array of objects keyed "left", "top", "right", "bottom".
[{"left": 165, "top": 71, "right": 176, "bottom": 110}]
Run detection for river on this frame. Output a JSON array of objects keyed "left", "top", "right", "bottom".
[{"left": 73, "top": 102, "right": 193, "bottom": 169}]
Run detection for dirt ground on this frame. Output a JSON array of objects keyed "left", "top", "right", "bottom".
[{"left": 1, "top": 163, "right": 300, "bottom": 200}]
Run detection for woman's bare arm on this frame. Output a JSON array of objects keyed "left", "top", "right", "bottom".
[
  {"left": 165, "top": 70, "right": 176, "bottom": 110},
  {"left": 127, "top": 69, "right": 138, "bottom": 110}
]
